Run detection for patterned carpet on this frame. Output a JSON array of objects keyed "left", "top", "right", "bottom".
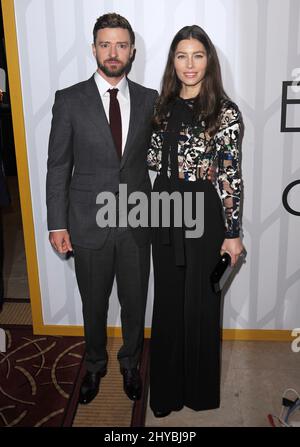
[
  {"left": 0, "top": 304, "right": 150, "bottom": 427},
  {"left": 0, "top": 325, "right": 85, "bottom": 427}
]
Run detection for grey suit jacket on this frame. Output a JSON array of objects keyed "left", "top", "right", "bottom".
[{"left": 46, "top": 75, "right": 158, "bottom": 249}]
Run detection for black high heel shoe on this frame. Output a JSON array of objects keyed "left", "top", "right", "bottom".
[{"left": 153, "top": 410, "right": 171, "bottom": 418}]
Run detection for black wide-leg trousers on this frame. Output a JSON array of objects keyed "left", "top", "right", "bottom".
[
  {"left": 74, "top": 228, "right": 150, "bottom": 373},
  {"left": 150, "top": 180, "right": 225, "bottom": 412}
]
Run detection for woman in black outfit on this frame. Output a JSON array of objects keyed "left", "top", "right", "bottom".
[{"left": 147, "top": 25, "right": 244, "bottom": 417}]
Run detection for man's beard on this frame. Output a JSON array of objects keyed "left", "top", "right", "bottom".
[{"left": 97, "top": 57, "right": 131, "bottom": 78}]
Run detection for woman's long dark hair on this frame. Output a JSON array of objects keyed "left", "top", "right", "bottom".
[{"left": 154, "top": 25, "right": 229, "bottom": 135}]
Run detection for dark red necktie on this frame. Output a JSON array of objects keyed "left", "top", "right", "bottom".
[{"left": 108, "top": 88, "right": 122, "bottom": 159}]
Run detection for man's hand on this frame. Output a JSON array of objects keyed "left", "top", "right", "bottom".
[{"left": 49, "top": 230, "right": 73, "bottom": 254}]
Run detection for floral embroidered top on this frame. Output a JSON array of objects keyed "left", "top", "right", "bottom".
[{"left": 147, "top": 97, "right": 243, "bottom": 238}]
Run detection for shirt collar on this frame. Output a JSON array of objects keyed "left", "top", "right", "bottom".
[{"left": 94, "top": 71, "right": 129, "bottom": 100}]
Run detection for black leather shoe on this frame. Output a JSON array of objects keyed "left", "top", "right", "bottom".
[
  {"left": 153, "top": 410, "right": 171, "bottom": 418},
  {"left": 78, "top": 369, "right": 106, "bottom": 405},
  {"left": 121, "top": 367, "right": 142, "bottom": 401}
]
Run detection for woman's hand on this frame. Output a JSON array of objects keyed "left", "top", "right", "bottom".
[
  {"left": 207, "top": 165, "right": 216, "bottom": 182},
  {"left": 221, "top": 237, "right": 244, "bottom": 266}
]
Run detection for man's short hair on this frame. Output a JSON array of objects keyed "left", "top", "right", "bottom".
[{"left": 93, "top": 13, "right": 135, "bottom": 45}]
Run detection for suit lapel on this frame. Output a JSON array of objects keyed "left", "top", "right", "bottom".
[
  {"left": 120, "top": 80, "right": 144, "bottom": 169},
  {"left": 80, "top": 76, "right": 144, "bottom": 167},
  {"left": 80, "top": 76, "right": 118, "bottom": 158}
]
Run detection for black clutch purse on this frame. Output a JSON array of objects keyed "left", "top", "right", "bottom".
[
  {"left": 210, "top": 252, "right": 233, "bottom": 294},
  {"left": 211, "top": 252, "right": 245, "bottom": 293}
]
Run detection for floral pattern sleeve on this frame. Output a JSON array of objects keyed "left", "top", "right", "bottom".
[
  {"left": 214, "top": 104, "right": 242, "bottom": 238},
  {"left": 147, "top": 131, "right": 163, "bottom": 172}
]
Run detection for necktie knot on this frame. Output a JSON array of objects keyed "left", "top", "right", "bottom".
[{"left": 108, "top": 88, "right": 119, "bottom": 99}]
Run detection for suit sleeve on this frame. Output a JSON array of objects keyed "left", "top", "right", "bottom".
[{"left": 46, "top": 91, "right": 74, "bottom": 231}]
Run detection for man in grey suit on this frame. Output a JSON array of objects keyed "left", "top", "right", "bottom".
[{"left": 46, "top": 13, "right": 158, "bottom": 404}]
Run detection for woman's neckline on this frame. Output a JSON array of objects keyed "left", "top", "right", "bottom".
[{"left": 179, "top": 96, "right": 197, "bottom": 101}]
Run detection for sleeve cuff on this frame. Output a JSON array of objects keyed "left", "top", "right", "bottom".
[
  {"left": 224, "top": 232, "right": 240, "bottom": 239},
  {"left": 49, "top": 228, "right": 67, "bottom": 232}
]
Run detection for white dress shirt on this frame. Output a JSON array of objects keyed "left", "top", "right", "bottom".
[{"left": 52, "top": 72, "right": 131, "bottom": 233}]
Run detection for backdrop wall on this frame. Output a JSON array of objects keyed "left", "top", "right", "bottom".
[{"left": 12, "top": 0, "right": 300, "bottom": 331}]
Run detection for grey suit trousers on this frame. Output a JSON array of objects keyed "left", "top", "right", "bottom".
[{"left": 73, "top": 227, "right": 150, "bottom": 373}]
